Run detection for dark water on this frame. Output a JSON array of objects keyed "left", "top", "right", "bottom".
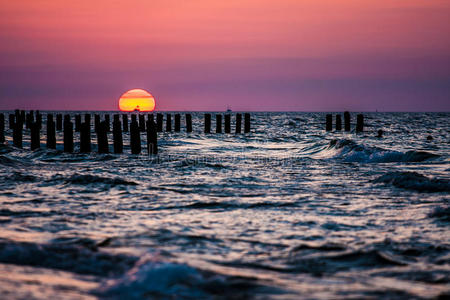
[{"left": 0, "top": 112, "right": 449, "bottom": 299}]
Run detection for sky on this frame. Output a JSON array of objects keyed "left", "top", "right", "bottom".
[{"left": 0, "top": 0, "right": 449, "bottom": 111}]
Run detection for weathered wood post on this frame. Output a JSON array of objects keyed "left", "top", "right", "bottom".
[
  {"left": 97, "top": 121, "right": 109, "bottom": 154},
  {"left": 9, "top": 114, "right": 15, "bottom": 130},
  {"left": 326, "top": 114, "right": 332, "bottom": 131},
  {"left": 12, "top": 118, "right": 22, "bottom": 148},
  {"left": 148, "top": 113, "right": 154, "bottom": 124},
  {"left": 244, "top": 113, "right": 250, "bottom": 133},
  {"left": 356, "top": 114, "right": 364, "bottom": 132},
  {"left": 344, "top": 111, "right": 351, "bottom": 131},
  {"left": 26, "top": 111, "right": 33, "bottom": 129},
  {"left": 139, "top": 114, "right": 146, "bottom": 132},
  {"left": 224, "top": 114, "right": 231, "bottom": 133},
  {"left": 166, "top": 114, "right": 172, "bottom": 132},
  {"left": 36, "top": 111, "right": 42, "bottom": 130},
  {"left": 130, "top": 118, "right": 141, "bottom": 154},
  {"left": 63, "top": 115, "right": 73, "bottom": 152},
  {"left": 186, "top": 114, "right": 192, "bottom": 133},
  {"left": 56, "top": 114, "right": 62, "bottom": 131},
  {"left": 174, "top": 114, "right": 180, "bottom": 132},
  {"left": 131, "top": 114, "right": 137, "bottom": 127},
  {"left": 75, "top": 114, "right": 81, "bottom": 132},
  {"left": 104, "top": 114, "right": 110, "bottom": 132},
  {"left": 30, "top": 121, "right": 40, "bottom": 150},
  {"left": 336, "top": 114, "right": 342, "bottom": 131},
  {"left": 122, "top": 114, "right": 129, "bottom": 132},
  {"left": 46, "top": 114, "right": 56, "bottom": 149},
  {"left": 15, "top": 110, "right": 22, "bottom": 128},
  {"left": 235, "top": 113, "right": 242, "bottom": 134},
  {"left": 113, "top": 114, "right": 123, "bottom": 154},
  {"left": 156, "top": 113, "right": 163, "bottom": 132},
  {"left": 146, "top": 119, "right": 158, "bottom": 155},
  {"left": 216, "top": 114, "right": 222, "bottom": 133},
  {"left": 0, "top": 113, "right": 4, "bottom": 143},
  {"left": 94, "top": 114, "right": 100, "bottom": 133},
  {"left": 20, "top": 110, "right": 25, "bottom": 125},
  {"left": 80, "top": 119, "right": 91, "bottom": 153},
  {"left": 204, "top": 114, "right": 211, "bottom": 133}
]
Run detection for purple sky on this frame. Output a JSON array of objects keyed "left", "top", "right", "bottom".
[{"left": 0, "top": 0, "right": 449, "bottom": 111}]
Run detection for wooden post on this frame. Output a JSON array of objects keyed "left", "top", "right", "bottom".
[
  {"left": 80, "top": 122, "right": 91, "bottom": 153},
  {"left": 146, "top": 119, "right": 158, "bottom": 155},
  {"left": 104, "top": 114, "right": 110, "bottom": 132},
  {"left": 244, "top": 113, "right": 250, "bottom": 133},
  {"left": 56, "top": 114, "right": 62, "bottom": 131},
  {"left": 148, "top": 113, "right": 154, "bottom": 124},
  {"left": 224, "top": 114, "right": 231, "bottom": 133},
  {"left": 36, "top": 111, "right": 42, "bottom": 130},
  {"left": 166, "top": 114, "right": 172, "bottom": 132},
  {"left": 63, "top": 115, "right": 73, "bottom": 152},
  {"left": 356, "top": 114, "right": 364, "bottom": 133},
  {"left": 15, "top": 110, "right": 22, "bottom": 130},
  {"left": 97, "top": 121, "right": 109, "bottom": 153},
  {"left": 186, "top": 114, "right": 192, "bottom": 133},
  {"left": 131, "top": 114, "right": 137, "bottom": 126},
  {"left": 12, "top": 118, "right": 22, "bottom": 148},
  {"left": 122, "top": 114, "right": 129, "bottom": 132},
  {"left": 139, "top": 114, "right": 146, "bottom": 132},
  {"left": 26, "top": 111, "right": 33, "bottom": 129},
  {"left": 30, "top": 121, "right": 40, "bottom": 150},
  {"left": 46, "top": 114, "right": 56, "bottom": 149},
  {"left": 20, "top": 110, "right": 25, "bottom": 125},
  {"left": 216, "top": 114, "right": 222, "bottom": 133},
  {"left": 130, "top": 118, "right": 141, "bottom": 154},
  {"left": 75, "top": 114, "right": 81, "bottom": 132},
  {"left": 0, "top": 113, "right": 4, "bottom": 143},
  {"left": 204, "top": 114, "right": 211, "bottom": 133},
  {"left": 94, "top": 114, "right": 100, "bottom": 133},
  {"left": 113, "top": 114, "right": 123, "bottom": 154},
  {"left": 336, "top": 115, "right": 342, "bottom": 131},
  {"left": 9, "top": 114, "right": 15, "bottom": 130},
  {"left": 235, "top": 113, "right": 242, "bottom": 134},
  {"left": 344, "top": 111, "right": 351, "bottom": 131},
  {"left": 156, "top": 113, "right": 163, "bottom": 132},
  {"left": 174, "top": 114, "right": 180, "bottom": 132},
  {"left": 326, "top": 114, "right": 332, "bottom": 131}
]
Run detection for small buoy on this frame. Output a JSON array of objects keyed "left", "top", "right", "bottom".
[
  {"left": 377, "top": 129, "right": 383, "bottom": 138},
  {"left": 426, "top": 135, "right": 433, "bottom": 141}
]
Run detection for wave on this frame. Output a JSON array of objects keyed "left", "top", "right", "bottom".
[
  {"left": 48, "top": 174, "right": 137, "bottom": 186},
  {"left": 323, "top": 139, "right": 439, "bottom": 163},
  {"left": 374, "top": 171, "right": 450, "bottom": 193}
]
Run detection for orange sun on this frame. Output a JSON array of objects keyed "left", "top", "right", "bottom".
[{"left": 119, "top": 89, "right": 156, "bottom": 112}]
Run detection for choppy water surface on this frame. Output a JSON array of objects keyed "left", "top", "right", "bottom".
[{"left": 0, "top": 112, "right": 449, "bottom": 299}]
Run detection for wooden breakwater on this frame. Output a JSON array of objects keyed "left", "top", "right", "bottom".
[
  {"left": 325, "top": 111, "right": 364, "bottom": 133},
  {"left": 0, "top": 111, "right": 253, "bottom": 154}
]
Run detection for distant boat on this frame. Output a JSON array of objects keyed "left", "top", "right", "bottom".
[{"left": 226, "top": 106, "right": 232, "bottom": 112}]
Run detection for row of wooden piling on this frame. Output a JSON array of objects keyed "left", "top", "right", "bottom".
[{"left": 326, "top": 112, "right": 364, "bottom": 132}]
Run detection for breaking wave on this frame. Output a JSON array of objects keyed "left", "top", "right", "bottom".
[{"left": 374, "top": 171, "right": 450, "bottom": 192}]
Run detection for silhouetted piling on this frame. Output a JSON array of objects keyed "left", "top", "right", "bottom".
[
  {"left": 80, "top": 122, "right": 91, "bottom": 153},
  {"left": 94, "top": 114, "right": 100, "bottom": 133},
  {"left": 235, "top": 113, "right": 242, "bottom": 133},
  {"left": 63, "top": 115, "right": 73, "bottom": 152},
  {"left": 326, "top": 114, "right": 332, "bottom": 131},
  {"left": 336, "top": 115, "right": 342, "bottom": 131},
  {"left": 46, "top": 114, "right": 56, "bottom": 149},
  {"left": 30, "top": 121, "right": 40, "bottom": 150},
  {"left": 156, "top": 113, "right": 163, "bottom": 132},
  {"left": 186, "top": 114, "right": 192, "bottom": 133},
  {"left": 356, "top": 114, "right": 364, "bottom": 132},
  {"left": 166, "top": 114, "right": 172, "bottom": 132},
  {"left": 122, "top": 114, "right": 128, "bottom": 132},
  {"left": 15, "top": 110, "right": 22, "bottom": 129},
  {"left": 113, "top": 114, "right": 123, "bottom": 154},
  {"left": 204, "top": 114, "right": 211, "bottom": 133},
  {"left": 75, "top": 114, "right": 81, "bottom": 132},
  {"left": 9, "top": 114, "right": 14, "bottom": 130},
  {"left": 244, "top": 113, "right": 250, "bottom": 133},
  {"left": 344, "top": 111, "right": 350, "bottom": 131},
  {"left": 36, "top": 111, "right": 42, "bottom": 130},
  {"left": 174, "top": 114, "right": 180, "bottom": 132},
  {"left": 56, "top": 114, "right": 62, "bottom": 131},
  {"left": 0, "top": 114, "right": 4, "bottom": 143},
  {"left": 12, "top": 118, "right": 22, "bottom": 148},
  {"left": 216, "top": 114, "right": 222, "bottom": 133},
  {"left": 146, "top": 119, "right": 158, "bottom": 155},
  {"left": 131, "top": 114, "right": 137, "bottom": 126},
  {"left": 224, "top": 114, "right": 231, "bottom": 133},
  {"left": 130, "top": 119, "right": 141, "bottom": 154},
  {"left": 148, "top": 114, "right": 154, "bottom": 124},
  {"left": 20, "top": 110, "right": 25, "bottom": 125},
  {"left": 97, "top": 121, "right": 109, "bottom": 154},
  {"left": 26, "top": 111, "right": 34, "bottom": 129},
  {"left": 139, "top": 114, "right": 146, "bottom": 132},
  {"left": 104, "top": 114, "right": 110, "bottom": 132}
]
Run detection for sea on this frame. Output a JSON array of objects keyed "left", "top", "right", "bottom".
[{"left": 0, "top": 111, "right": 449, "bottom": 299}]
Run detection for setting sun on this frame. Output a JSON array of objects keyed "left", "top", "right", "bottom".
[{"left": 119, "top": 89, "right": 155, "bottom": 112}]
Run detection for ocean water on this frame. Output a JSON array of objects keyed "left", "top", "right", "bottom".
[{"left": 0, "top": 112, "right": 449, "bottom": 299}]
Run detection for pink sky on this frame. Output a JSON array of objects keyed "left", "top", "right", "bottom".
[{"left": 0, "top": 0, "right": 449, "bottom": 111}]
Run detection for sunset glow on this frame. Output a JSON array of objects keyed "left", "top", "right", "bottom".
[{"left": 119, "top": 89, "right": 155, "bottom": 112}]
